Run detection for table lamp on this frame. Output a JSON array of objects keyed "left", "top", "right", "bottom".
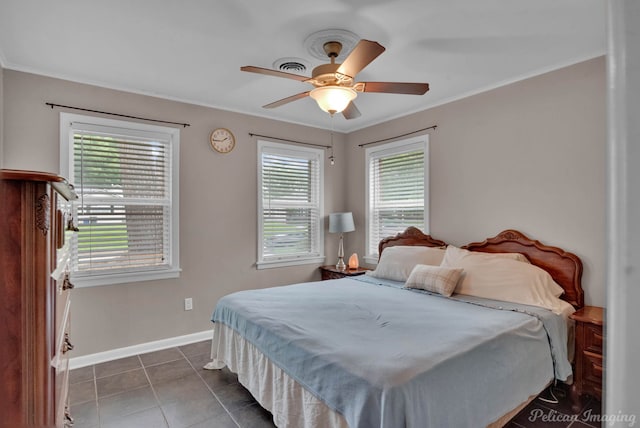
[{"left": 329, "top": 212, "right": 355, "bottom": 271}]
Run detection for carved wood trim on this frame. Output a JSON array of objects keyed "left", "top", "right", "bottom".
[{"left": 35, "top": 193, "right": 50, "bottom": 235}]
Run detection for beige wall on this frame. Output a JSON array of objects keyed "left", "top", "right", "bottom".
[
  {"left": 2, "top": 70, "right": 347, "bottom": 356},
  {"left": 346, "top": 56, "right": 606, "bottom": 306},
  {"left": 1, "top": 56, "right": 606, "bottom": 356}
]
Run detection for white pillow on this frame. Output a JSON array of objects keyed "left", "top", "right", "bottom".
[
  {"left": 441, "top": 245, "right": 530, "bottom": 265},
  {"left": 441, "top": 245, "right": 566, "bottom": 313},
  {"left": 405, "top": 264, "right": 464, "bottom": 297},
  {"left": 367, "top": 246, "right": 446, "bottom": 282}
]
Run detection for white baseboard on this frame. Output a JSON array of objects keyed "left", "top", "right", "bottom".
[{"left": 69, "top": 329, "right": 213, "bottom": 370}]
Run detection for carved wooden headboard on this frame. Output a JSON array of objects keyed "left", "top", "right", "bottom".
[
  {"left": 463, "top": 230, "right": 584, "bottom": 309},
  {"left": 378, "top": 227, "right": 447, "bottom": 256},
  {"left": 377, "top": 227, "right": 584, "bottom": 309}
]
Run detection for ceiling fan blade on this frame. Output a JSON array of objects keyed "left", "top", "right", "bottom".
[
  {"left": 360, "top": 82, "right": 429, "bottom": 95},
  {"left": 263, "top": 91, "right": 310, "bottom": 109},
  {"left": 241, "top": 66, "right": 308, "bottom": 82},
  {"left": 336, "top": 40, "right": 385, "bottom": 78},
  {"left": 342, "top": 101, "right": 361, "bottom": 120}
]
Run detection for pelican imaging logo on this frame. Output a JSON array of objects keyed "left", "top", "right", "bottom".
[{"left": 528, "top": 408, "right": 636, "bottom": 426}]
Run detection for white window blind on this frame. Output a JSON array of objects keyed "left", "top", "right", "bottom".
[
  {"left": 60, "top": 113, "right": 180, "bottom": 286},
  {"left": 366, "top": 137, "right": 428, "bottom": 259},
  {"left": 257, "top": 141, "right": 324, "bottom": 268}
]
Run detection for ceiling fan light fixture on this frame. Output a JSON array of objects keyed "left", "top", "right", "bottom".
[{"left": 309, "top": 86, "right": 357, "bottom": 114}]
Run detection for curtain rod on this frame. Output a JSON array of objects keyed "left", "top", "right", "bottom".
[
  {"left": 358, "top": 125, "right": 437, "bottom": 147},
  {"left": 249, "top": 132, "right": 330, "bottom": 149},
  {"left": 45, "top": 102, "right": 191, "bottom": 128}
]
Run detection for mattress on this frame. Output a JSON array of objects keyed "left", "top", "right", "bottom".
[{"left": 209, "top": 276, "right": 572, "bottom": 427}]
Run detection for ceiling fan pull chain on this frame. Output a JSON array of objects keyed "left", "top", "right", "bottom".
[{"left": 329, "top": 115, "right": 335, "bottom": 166}]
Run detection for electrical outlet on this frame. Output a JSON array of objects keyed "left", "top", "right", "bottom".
[{"left": 184, "top": 298, "right": 193, "bottom": 311}]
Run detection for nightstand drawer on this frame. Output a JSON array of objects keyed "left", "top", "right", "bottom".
[
  {"left": 584, "top": 324, "right": 603, "bottom": 354},
  {"left": 583, "top": 350, "right": 603, "bottom": 385}
]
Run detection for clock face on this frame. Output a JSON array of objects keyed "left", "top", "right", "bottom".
[{"left": 210, "top": 128, "right": 236, "bottom": 153}]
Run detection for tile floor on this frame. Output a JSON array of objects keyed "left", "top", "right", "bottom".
[
  {"left": 506, "top": 384, "right": 602, "bottom": 428},
  {"left": 69, "top": 340, "right": 274, "bottom": 428},
  {"left": 69, "top": 339, "right": 602, "bottom": 428}
]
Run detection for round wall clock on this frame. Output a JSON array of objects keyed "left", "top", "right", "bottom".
[{"left": 210, "top": 128, "right": 236, "bottom": 153}]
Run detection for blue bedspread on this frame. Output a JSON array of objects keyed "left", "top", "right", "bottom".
[{"left": 211, "top": 276, "right": 572, "bottom": 427}]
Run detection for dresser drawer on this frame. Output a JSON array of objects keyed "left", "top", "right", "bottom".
[
  {"left": 584, "top": 324, "right": 603, "bottom": 354},
  {"left": 55, "top": 275, "right": 72, "bottom": 341},
  {"left": 54, "top": 294, "right": 73, "bottom": 365},
  {"left": 54, "top": 301, "right": 72, "bottom": 422},
  {"left": 53, "top": 298, "right": 72, "bottom": 428},
  {"left": 55, "top": 351, "right": 70, "bottom": 428}
]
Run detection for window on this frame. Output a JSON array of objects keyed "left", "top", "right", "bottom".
[
  {"left": 60, "top": 113, "right": 180, "bottom": 286},
  {"left": 365, "top": 136, "right": 429, "bottom": 263},
  {"left": 257, "top": 140, "right": 324, "bottom": 269}
]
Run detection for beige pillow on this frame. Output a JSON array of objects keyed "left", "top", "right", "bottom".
[
  {"left": 405, "top": 265, "right": 464, "bottom": 297},
  {"left": 441, "top": 245, "right": 530, "bottom": 265},
  {"left": 440, "top": 245, "right": 566, "bottom": 313},
  {"left": 367, "top": 246, "right": 446, "bottom": 282}
]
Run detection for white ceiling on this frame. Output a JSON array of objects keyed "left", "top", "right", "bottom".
[{"left": 0, "top": 0, "right": 606, "bottom": 133}]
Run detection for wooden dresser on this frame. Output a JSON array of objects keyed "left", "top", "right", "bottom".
[{"left": 0, "top": 169, "right": 78, "bottom": 427}]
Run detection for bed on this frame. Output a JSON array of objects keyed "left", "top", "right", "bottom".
[{"left": 206, "top": 227, "right": 583, "bottom": 427}]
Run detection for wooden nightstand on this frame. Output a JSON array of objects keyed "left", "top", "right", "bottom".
[
  {"left": 570, "top": 306, "right": 604, "bottom": 411},
  {"left": 320, "top": 265, "right": 371, "bottom": 280}
]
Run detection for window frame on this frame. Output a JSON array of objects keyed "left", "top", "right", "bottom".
[
  {"left": 364, "top": 135, "right": 429, "bottom": 264},
  {"left": 59, "top": 112, "right": 180, "bottom": 287},
  {"left": 257, "top": 140, "right": 325, "bottom": 269}
]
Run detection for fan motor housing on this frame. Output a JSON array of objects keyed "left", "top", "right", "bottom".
[{"left": 311, "top": 63, "right": 353, "bottom": 87}]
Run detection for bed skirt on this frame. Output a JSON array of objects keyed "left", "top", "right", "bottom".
[
  {"left": 206, "top": 323, "right": 348, "bottom": 428},
  {"left": 205, "top": 323, "right": 537, "bottom": 428}
]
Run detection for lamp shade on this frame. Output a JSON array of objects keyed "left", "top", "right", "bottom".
[
  {"left": 329, "top": 212, "right": 355, "bottom": 233},
  {"left": 309, "top": 86, "right": 357, "bottom": 114}
]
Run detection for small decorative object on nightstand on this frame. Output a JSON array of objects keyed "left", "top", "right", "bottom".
[
  {"left": 570, "top": 306, "right": 604, "bottom": 411},
  {"left": 320, "top": 265, "right": 370, "bottom": 280},
  {"left": 348, "top": 253, "right": 359, "bottom": 269}
]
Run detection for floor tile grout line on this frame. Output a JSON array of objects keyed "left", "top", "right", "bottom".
[
  {"left": 140, "top": 353, "right": 185, "bottom": 369},
  {"left": 137, "top": 353, "right": 172, "bottom": 428},
  {"left": 94, "top": 365, "right": 144, "bottom": 380},
  {"left": 181, "top": 347, "right": 243, "bottom": 428}
]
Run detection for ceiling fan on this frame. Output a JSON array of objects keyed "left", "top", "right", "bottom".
[{"left": 241, "top": 39, "right": 430, "bottom": 119}]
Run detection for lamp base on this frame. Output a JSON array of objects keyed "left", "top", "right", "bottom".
[{"left": 336, "top": 257, "right": 346, "bottom": 271}]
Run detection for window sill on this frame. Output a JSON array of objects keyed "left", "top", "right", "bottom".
[
  {"left": 72, "top": 267, "right": 182, "bottom": 287},
  {"left": 256, "top": 256, "right": 325, "bottom": 270}
]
